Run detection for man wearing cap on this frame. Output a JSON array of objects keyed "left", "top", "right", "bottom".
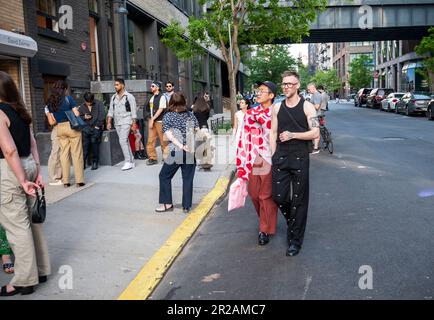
[
  {"left": 145, "top": 81, "right": 168, "bottom": 165},
  {"left": 235, "top": 81, "right": 278, "bottom": 246}
]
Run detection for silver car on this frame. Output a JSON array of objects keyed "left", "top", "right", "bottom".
[
  {"left": 380, "top": 92, "right": 405, "bottom": 112},
  {"left": 395, "top": 93, "right": 431, "bottom": 116}
]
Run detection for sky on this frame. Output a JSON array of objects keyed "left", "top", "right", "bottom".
[{"left": 288, "top": 43, "right": 309, "bottom": 65}]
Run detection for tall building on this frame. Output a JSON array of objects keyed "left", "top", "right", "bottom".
[
  {"left": 373, "top": 40, "right": 432, "bottom": 93},
  {"left": 317, "top": 43, "right": 333, "bottom": 71},
  {"left": 0, "top": 0, "right": 36, "bottom": 114},
  {"left": 307, "top": 43, "right": 317, "bottom": 75},
  {"left": 332, "top": 42, "right": 374, "bottom": 98}
]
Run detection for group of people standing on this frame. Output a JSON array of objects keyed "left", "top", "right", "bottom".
[
  {"left": 45, "top": 81, "right": 105, "bottom": 187},
  {"left": 234, "top": 70, "right": 320, "bottom": 257}
]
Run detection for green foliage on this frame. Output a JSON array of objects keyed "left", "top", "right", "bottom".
[
  {"left": 309, "top": 69, "right": 341, "bottom": 93},
  {"left": 160, "top": 0, "right": 327, "bottom": 63},
  {"left": 246, "top": 45, "right": 297, "bottom": 90},
  {"left": 415, "top": 27, "right": 434, "bottom": 87},
  {"left": 349, "top": 55, "right": 373, "bottom": 90},
  {"left": 297, "top": 63, "right": 310, "bottom": 91}
]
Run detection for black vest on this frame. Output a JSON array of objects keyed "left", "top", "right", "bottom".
[
  {"left": 145, "top": 93, "right": 167, "bottom": 121},
  {"left": 0, "top": 103, "right": 31, "bottom": 159},
  {"left": 277, "top": 97, "right": 310, "bottom": 153}
]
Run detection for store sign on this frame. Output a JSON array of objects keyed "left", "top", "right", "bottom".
[{"left": 0, "top": 29, "right": 38, "bottom": 57}]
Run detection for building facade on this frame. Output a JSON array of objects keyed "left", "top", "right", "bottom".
[
  {"left": 0, "top": 0, "right": 36, "bottom": 114},
  {"left": 332, "top": 41, "right": 374, "bottom": 98},
  {"left": 373, "top": 40, "right": 432, "bottom": 93},
  {"left": 24, "top": 0, "right": 93, "bottom": 132}
]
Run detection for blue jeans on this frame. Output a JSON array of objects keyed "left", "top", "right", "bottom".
[{"left": 159, "top": 151, "right": 196, "bottom": 208}]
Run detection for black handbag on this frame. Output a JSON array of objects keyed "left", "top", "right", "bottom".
[{"left": 31, "top": 187, "right": 46, "bottom": 224}]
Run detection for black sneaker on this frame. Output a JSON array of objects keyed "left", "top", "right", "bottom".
[
  {"left": 258, "top": 232, "right": 269, "bottom": 246},
  {"left": 146, "top": 159, "right": 158, "bottom": 166}
]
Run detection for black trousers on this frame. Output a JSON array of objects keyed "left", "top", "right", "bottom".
[
  {"left": 82, "top": 127, "right": 102, "bottom": 164},
  {"left": 159, "top": 151, "right": 196, "bottom": 208},
  {"left": 272, "top": 146, "right": 310, "bottom": 247}
]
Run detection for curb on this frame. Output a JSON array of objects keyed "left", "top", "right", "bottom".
[{"left": 118, "top": 164, "right": 236, "bottom": 300}]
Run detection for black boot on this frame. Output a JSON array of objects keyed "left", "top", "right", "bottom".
[{"left": 91, "top": 162, "right": 98, "bottom": 170}]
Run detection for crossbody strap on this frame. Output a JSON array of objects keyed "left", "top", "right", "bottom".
[{"left": 280, "top": 98, "right": 306, "bottom": 132}]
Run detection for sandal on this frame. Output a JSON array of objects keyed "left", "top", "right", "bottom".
[
  {"left": 2, "top": 263, "right": 14, "bottom": 274},
  {"left": 0, "top": 285, "right": 34, "bottom": 296},
  {"left": 155, "top": 204, "right": 174, "bottom": 213}
]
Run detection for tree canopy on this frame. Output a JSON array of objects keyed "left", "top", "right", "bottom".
[
  {"left": 245, "top": 45, "right": 297, "bottom": 91},
  {"left": 349, "top": 55, "right": 373, "bottom": 90},
  {"left": 309, "top": 69, "right": 341, "bottom": 93},
  {"left": 160, "top": 0, "right": 327, "bottom": 121}
]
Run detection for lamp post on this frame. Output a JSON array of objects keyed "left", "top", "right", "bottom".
[{"left": 113, "top": 0, "right": 130, "bottom": 79}]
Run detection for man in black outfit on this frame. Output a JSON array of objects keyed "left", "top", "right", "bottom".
[
  {"left": 79, "top": 92, "right": 105, "bottom": 170},
  {"left": 270, "top": 71, "right": 320, "bottom": 257}
]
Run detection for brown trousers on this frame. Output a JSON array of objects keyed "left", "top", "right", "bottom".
[
  {"left": 146, "top": 121, "right": 168, "bottom": 161},
  {"left": 248, "top": 157, "right": 278, "bottom": 235},
  {"left": 0, "top": 155, "right": 51, "bottom": 286},
  {"left": 57, "top": 122, "right": 84, "bottom": 184}
]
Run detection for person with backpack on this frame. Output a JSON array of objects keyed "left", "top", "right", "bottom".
[
  {"left": 144, "top": 82, "right": 168, "bottom": 165},
  {"left": 107, "top": 78, "right": 138, "bottom": 171}
]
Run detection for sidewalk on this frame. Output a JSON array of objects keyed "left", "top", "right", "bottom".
[{"left": 0, "top": 139, "right": 235, "bottom": 300}]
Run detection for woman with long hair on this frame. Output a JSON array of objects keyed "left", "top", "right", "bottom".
[
  {"left": 0, "top": 71, "right": 51, "bottom": 296},
  {"left": 45, "top": 80, "right": 85, "bottom": 187},
  {"left": 156, "top": 92, "right": 199, "bottom": 213}
]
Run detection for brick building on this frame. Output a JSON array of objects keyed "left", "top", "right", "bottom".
[
  {"left": 23, "top": 0, "right": 93, "bottom": 133},
  {"left": 0, "top": 0, "right": 37, "bottom": 113}
]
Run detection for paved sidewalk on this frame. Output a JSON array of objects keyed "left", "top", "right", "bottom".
[{"left": 0, "top": 137, "right": 235, "bottom": 300}]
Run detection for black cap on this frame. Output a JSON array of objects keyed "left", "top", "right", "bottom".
[{"left": 256, "top": 81, "right": 277, "bottom": 97}]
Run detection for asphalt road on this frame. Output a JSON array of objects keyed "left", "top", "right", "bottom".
[{"left": 151, "top": 101, "right": 434, "bottom": 300}]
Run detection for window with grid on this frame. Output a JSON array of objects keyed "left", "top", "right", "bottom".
[{"left": 37, "top": 0, "right": 60, "bottom": 32}]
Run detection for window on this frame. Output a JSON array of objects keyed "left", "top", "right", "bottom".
[
  {"left": 193, "top": 55, "right": 205, "bottom": 81},
  {"left": 37, "top": 0, "right": 60, "bottom": 32},
  {"left": 89, "top": 0, "right": 98, "bottom": 13}
]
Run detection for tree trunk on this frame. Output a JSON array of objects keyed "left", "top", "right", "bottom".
[{"left": 228, "top": 70, "right": 237, "bottom": 127}]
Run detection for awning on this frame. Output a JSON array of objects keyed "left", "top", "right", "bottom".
[{"left": 0, "top": 29, "right": 38, "bottom": 58}]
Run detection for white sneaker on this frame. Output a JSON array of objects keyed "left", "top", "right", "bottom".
[
  {"left": 121, "top": 162, "right": 134, "bottom": 171},
  {"left": 311, "top": 148, "right": 320, "bottom": 155},
  {"left": 49, "top": 180, "right": 63, "bottom": 186}
]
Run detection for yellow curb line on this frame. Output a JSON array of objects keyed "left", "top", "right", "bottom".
[{"left": 118, "top": 174, "right": 232, "bottom": 300}]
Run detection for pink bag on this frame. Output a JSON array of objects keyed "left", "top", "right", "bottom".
[{"left": 228, "top": 178, "right": 248, "bottom": 212}]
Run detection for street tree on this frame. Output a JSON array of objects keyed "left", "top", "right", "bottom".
[
  {"left": 415, "top": 26, "right": 434, "bottom": 90},
  {"left": 349, "top": 55, "right": 373, "bottom": 90},
  {"left": 297, "top": 62, "right": 310, "bottom": 92},
  {"left": 160, "top": 0, "right": 327, "bottom": 123},
  {"left": 309, "top": 69, "right": 341, "bottom": 93},
  {"left": 245, "top": 45, "right": 297, "bottom": 91}
]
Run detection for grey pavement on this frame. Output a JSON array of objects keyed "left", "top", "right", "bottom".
[
  {"left": 151, "top": 101, "right": 434, "bottom": 300},
  {"left": 0, "top": 130, "right": 235, "bottom": 300}
]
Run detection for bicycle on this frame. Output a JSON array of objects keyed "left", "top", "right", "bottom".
[{"left": 318, "top": 114, "right": 334, "bottom": 154}]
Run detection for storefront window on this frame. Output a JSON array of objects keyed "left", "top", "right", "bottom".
[{"left": 37, "top": 0, "right": 60, "bottom": 32}]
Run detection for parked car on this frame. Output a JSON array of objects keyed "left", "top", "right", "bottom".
[
  {"left": 355, "top": 88, "right": 373, "bottom": 107},
  {"left": 380, "top": 92, "right": 405, "bottom": 112},
  {"left": 366, "top": 88, "right": 394, "bottom": 108},
  {"left": 427, "top": 95, "right": 434, "bottom": 120},
  {"left": 395, "top": 93, "right": 431, "bottom": 116}
]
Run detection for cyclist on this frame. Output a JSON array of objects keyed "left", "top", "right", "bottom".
[{"left": 307, "top": 83, "right": 322, "bottom": 154}]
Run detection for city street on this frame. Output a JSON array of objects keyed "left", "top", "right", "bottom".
[{"left": 151, "top": 101, "right": 434, "bottom": 300}]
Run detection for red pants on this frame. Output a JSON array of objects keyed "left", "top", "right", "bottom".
[{"left": 248, "top": 158, "right": 278, "bottom": 235}]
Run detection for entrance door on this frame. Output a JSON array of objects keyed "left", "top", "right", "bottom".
[{"left": 42, "top": 75, "right": 66, "bottom": 104}]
